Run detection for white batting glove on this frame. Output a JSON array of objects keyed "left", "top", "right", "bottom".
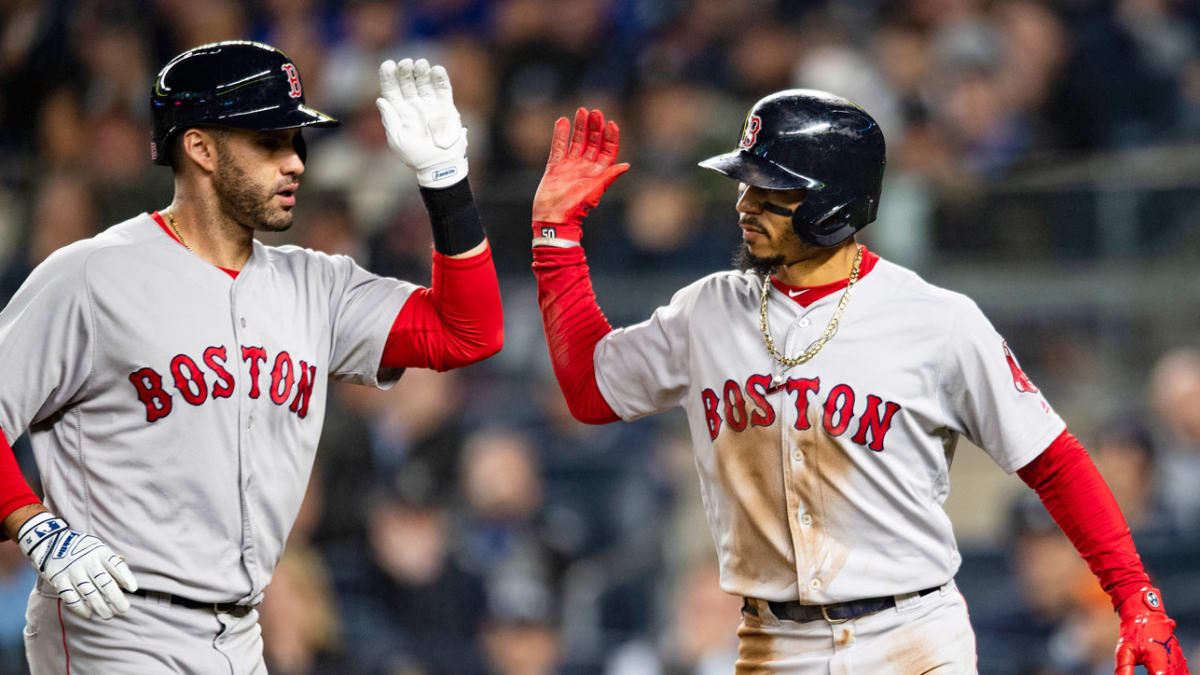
[
  {"left": 376, "top": 57, "right": 468, "bottom": 189},
  {"left": 18, "top": 512, "right": 138, "bottom": 620}
]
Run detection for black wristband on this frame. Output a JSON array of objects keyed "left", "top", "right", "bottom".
[{"left": 419, "top": 178, "right": 486, "bottom": 256}]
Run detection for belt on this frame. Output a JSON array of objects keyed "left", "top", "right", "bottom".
[
  {"left": 131, "top": 589, "right": 253, "bottom": 617},
  {"left": 744, "top": 584, "right": 943, "bottom": 624}
]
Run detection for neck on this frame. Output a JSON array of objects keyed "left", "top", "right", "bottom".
[
  {"left": 166, "top": 183, "right": 254, "bottom": 270},
  {"left": 773, "top": 239, "right": 859, "bottom": 286}
]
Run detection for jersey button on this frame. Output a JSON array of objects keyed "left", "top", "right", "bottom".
[
  {"left": 799, "top": 318, "right": 811, "bottom": 328},
  {"left": 800, "top": 513, "right": 813, "bottom": 527},
  {"left": 809, "top": 578, "right": 821, "bottom": 590},
  {"left": 240, "top": 317, "right": 247, "bottom": 328},
  {"left": 792, "top": 450, "right": 803, "bottom": 462}
]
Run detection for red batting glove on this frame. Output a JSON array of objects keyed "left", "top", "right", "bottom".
[
  {"left": 531, "top": 107, "right": 630, "bottom": 245},
  {"left": 1115, "top": 587, "right": 1190, "bottom": 675}
]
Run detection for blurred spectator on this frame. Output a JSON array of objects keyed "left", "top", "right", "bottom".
[
  {"left": 353, "top": 464, "right": 487, "bottom": 674},
  {"left": 604, "top": 560, "right": 739, "bottom": 675},
  {"left": 259, "top": 545, "right": 346, "bottom": 675},
  {"left": 1089, "top": 422, "right": 1177, "bottom": 551},
  {"left": 0, "top": 540, "right": 36, "bottom": 674},
  {"left": 0, "top": 172, "right": 99, "bottom": 304},
  {"left": 1148, "top": 347, "right": 1200, "bottom": 533},
  {"left": 305, "top": 98, "right": 420, "bottom": 235},
  {"left": 313, "top": 369, "right": 467, "bottom": 550},
  {"left": 320, "top": 0, "right": 409, "bottom": 116},
  {"left": 480, "top": 571, "right": 563, "bottom": 675}
]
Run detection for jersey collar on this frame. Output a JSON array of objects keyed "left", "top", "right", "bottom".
[
  {"left": 150, "top": 211, "right": 240, "bottom": 279},
  {"left": 770, "top": 246, "right": 880, "bottom": 308}
]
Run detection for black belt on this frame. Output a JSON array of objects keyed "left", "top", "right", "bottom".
[
  {"left": 744, "top": 585, "right": 943, "bottom": 624},
  {"left": 131, "top": 589, "right": 253, "bottom": 617}
]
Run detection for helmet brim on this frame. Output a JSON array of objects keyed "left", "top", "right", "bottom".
[
  {"left": 698, "top": 150, "right": 822, "bottom": 191},
  {"left": 217, "top": 103, "right": 340, "bottom": 131}
]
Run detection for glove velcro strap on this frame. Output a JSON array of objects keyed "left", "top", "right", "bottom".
[
  {"left": 416, "top": 158, "right": 469, "bottom": 189},
  {"left": 17, "top": 512, "right": 67, "bottom": 557}
]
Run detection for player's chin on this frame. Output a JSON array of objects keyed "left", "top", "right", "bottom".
[{"left": 258, "top": 208, "right": 295, "bottom": 233}]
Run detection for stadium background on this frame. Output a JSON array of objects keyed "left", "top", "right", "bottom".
[{"left": 1, "top": 0, "right": 1199, "bottom": 672}]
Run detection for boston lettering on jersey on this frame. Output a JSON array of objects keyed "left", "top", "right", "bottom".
[
  {"left": 127, "top": 345, "right": 318, "bottom": 422},
  {"left": 700, "top": 375, "right": 902, "bottom": 451}
]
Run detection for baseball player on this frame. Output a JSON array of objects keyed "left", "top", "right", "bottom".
[
  {"left": 0, "top": 40, "right": 503, "bottom": 673},
  {"left": 527, "top": 94, "right": 1189, "bottom": 673}
]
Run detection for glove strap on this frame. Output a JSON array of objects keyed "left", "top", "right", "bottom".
[
  {"left": 532, "top": 222, "right": 582, "bottom": 248},
  {"left": 416, "top": 157, "right": 469, "bottom": 189},
  {"left": 17, "top": 511, "right": 66, "bottom": 557}
]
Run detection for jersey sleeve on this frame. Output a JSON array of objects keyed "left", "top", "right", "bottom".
[
  {"left": 0, "top": 247, "right": 95, "bottom": 443},
  {"left": 592, "top": 279, "right": 702, "bottom": 420},
  {"left": 323, "top": 253, "right": 419, "bottom": 388},
  {"left": 935, "top": 295, "right": 1065, "bottom": 473}
]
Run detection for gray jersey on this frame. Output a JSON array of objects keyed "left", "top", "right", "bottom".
[
  {"left": 593, "top": 254, "right": 1064, "bottom": 604},
  {"left": 0, "top": 213, "right": 414, "bottom": 604}
]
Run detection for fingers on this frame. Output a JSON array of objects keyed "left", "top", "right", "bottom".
[
  {"left": 53, "top": 574, "right": 90, "bottom": 619},
  {"left": 598, "top": 120, "right": 621, "bottom": 166},
  {"left": 566, "top": 108, "right": 587, "bottom": 160},
  {"left": 430, "top": 64, "right": 454, "bottom": 107},
  {"left": 548, "top": 117, "right": 570, "bottom": 165},
  {"left": 1113, "top": 641, "right": 1135, "bottom": 675},
  {"left": 378, "top": 59, "right": 401, "bottom": 101},
  {"left": 414, "top": 58, "right": 435, "bottom": 100},
  {"left": 583, "top": 109, "right": 605, "bottom": 162},
  {"left": 103, "top": 551, "right": 138, "bottom": 593},
  {"left": 396, "top": 58, "right": 419, "bottom": 101}
]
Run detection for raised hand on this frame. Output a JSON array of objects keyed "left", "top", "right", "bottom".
[
  {"left": 376, "top": 57, "right": 468, "bottom": 188},
  {"left": 1115, "top": 587, "right": 1190, "bottom": 675},
  {"left": 531, "top": 108, "right": 630, "bottom": 245},
  {"left": 18, "top": 512, "right": 138, "bottom": 620}
]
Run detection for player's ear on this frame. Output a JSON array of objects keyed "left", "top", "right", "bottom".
[{"left": 178, "top": 128, "right": 222, "bottom": 174}]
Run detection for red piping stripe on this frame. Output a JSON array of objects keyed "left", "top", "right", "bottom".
[{"left": 57, "top": 598, "right": 71, "bottom": 675}]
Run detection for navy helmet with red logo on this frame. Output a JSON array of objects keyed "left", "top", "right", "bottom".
[
  {"left": 150, "top": 40, "right": 339, "bottom": 166},
  {"left": 699, "top": 89, "right": 886, "bottom": 247}
]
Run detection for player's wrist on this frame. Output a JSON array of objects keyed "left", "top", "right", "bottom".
[
  {"left": 531, "top": 221, "right": 582, "bottom": 247},
  {"left": 16, "top": 510, "right": 67, "bottom": 558},
  {"left": 419, "top": 178, "right": 485, "bottom": 255},
  {"left": 1118, "top": 586, "right": 1167, "bottom": 621}
]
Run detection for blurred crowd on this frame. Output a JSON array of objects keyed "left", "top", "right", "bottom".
[{"left": 1, "top": 0, "right": 1200, "bottom": 673}]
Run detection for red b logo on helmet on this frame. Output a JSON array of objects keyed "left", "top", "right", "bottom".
[
  {"left": 1003, "top": 341, "right": 1039, "bottom": 394},
  {"left": 281, "top": 63, "right": 302, "bottom": 99},
  {"left": 740, "top": 115, "right": 762, "bottom": 149}
]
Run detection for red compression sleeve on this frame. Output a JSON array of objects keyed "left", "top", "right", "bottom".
[
  {"left": 381, "top": 246, "right": 504, "bottom": 372},
  {"left": 1017, "top": 429, "right": 1151, "bottom": 610},
  {"left": 0, "top": 432, "right": 40, "bottom": 540},
  {"left": 532, "top": 246, "right": 619, "bottom": 424}
]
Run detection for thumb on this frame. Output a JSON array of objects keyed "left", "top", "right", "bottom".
[{"left": 598, "top": 163, "right": 630, "bottom": 191}]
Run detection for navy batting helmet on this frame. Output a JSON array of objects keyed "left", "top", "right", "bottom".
[
  {"left": 699, "top": 89, "right": 886, "bottom": 247},
  {"left": 150, "top": 40, "right": 339, "bottom": 166}
]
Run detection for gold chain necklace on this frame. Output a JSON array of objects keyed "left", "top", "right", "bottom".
[
  {"left": 164, "top": 212, "right": 190, "bottom": 251},
  {"left": 759, "top": 245, "right": 863, "bottom": 367}
]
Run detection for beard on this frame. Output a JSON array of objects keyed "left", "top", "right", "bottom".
[
  {"left": 733, "top": 244, "right": 784, "bottom": 276},
  {"left": 213, "top": 155, "right": 294, "bottom": 233}
]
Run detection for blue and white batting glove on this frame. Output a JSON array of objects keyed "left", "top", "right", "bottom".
[
  {"left": 376, "top": 57, "right": 469, "bottom": 189},
  {"left": 18, "top": 512, "right": 138, "bottom": 620}
]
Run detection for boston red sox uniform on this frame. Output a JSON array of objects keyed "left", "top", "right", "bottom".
[
  {"left": 530, "top": 95, "right": 1187, "bottom": 675},
  {"left": 7, "top": 212, "right": 414, "bottom": 671},
  {"left": 593, "top": 248, "right": 1058, "bottom": 671}
]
